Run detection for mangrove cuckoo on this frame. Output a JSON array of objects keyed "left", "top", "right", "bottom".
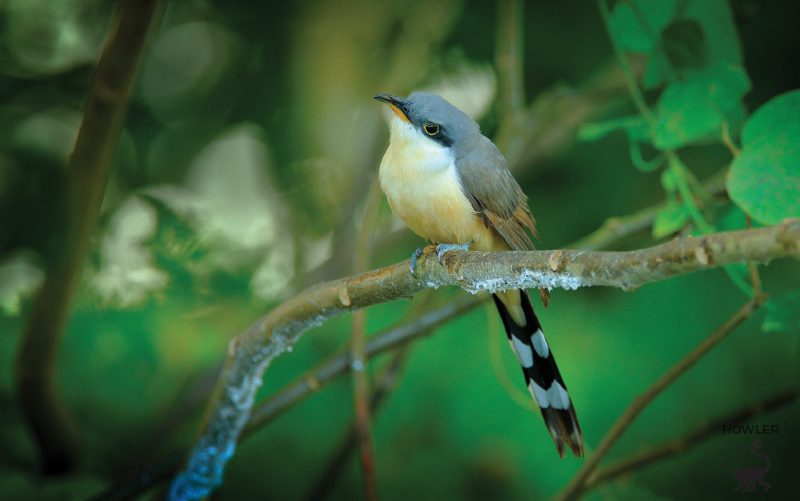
[{"left": 374, "top": 92, "right": 583, "bottom": 457}]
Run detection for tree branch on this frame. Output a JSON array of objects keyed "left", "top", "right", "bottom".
[
  {"left": 303, "top": 288, "right": 435, "bottom": 499},
  {"left": 587, "top": 388, "right": 798, "bottom": 489},
  {"left": 556, "top": 296, "right": 766, "bottom": 501},
  {"left": 168, "top": 221, "right": 799, "bottom": 499},
  {"left": 420, "top": 221, "right": 798, "bottom": 293},
  {"left": 305, "top": 347, "right": 411, "bottom": 501},
  {"left": 349, "top": 176, "right": 383, "bottom": 501},
  {"left": 14, "top": 0, "right": 161, "bottom": 474}
]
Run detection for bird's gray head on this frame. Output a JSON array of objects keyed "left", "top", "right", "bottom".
[{"left": 374, "top": 92, "right": 480, "bottom": 151}]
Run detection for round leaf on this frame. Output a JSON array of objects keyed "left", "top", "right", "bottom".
[
  {"left": 653, "top": 62, "right": 750, "bottom": 150},
  {"left": 728, "top": 89, "right": 800, "bottom": 225}
]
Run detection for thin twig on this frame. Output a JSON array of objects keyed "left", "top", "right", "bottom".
[
  {"left": 305, "top": 348, "right": 411, "bottom": 501},
  {"left": 556, "top": 296, "right": 766, "bottom": 501},
  {"left": 14, "top": 0, "right": 161, "bottom": 474},
  {"left": 308, "top": 287, "right": 434, "bottom": 499},
  {"left": 721, "top": 121, "right": 741, "bottom": 158},
  {"left": 349, "top": 176, "right": 383, "bottom": 501},
  {"left": 587, "top": 388, "right": 798, "bottom": 489}
]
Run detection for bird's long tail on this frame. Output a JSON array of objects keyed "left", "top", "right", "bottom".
[{"left": 492, "top": 290, "right": 583, "bottom": 457}]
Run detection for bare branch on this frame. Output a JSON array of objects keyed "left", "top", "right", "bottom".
[
  {"left": 305, "top": 348, "right": 411, "bottom": 501},
  {"left": 304, "top": 288, "right": 434, "bottom": 499},
  {"left": 169, "top": 221, "right": 799, "bottom": 499},
  {"left": 421, "top": 221, "right": 798, "bottom": 293},
  {"left": 556, "top": 297, "right": 766, "bottom": 501},
  {"left": 587, "top": 388, "right": 798, "bottom": 489},
  {"left": 14, "top": 0, "right": 161, "bottom": 474},
  {"left": 349, "top": 176, "right": 383, "bottom": 501}
]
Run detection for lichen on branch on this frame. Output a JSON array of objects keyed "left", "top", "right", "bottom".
[{"left": 419, "top": 220, "right": 800, "bottom": 292}]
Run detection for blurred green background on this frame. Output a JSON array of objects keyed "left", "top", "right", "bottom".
[{"left": 1, "top": 0, "right": 799, "bottom": 499}]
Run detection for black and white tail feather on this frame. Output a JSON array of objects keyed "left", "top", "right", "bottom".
[{"left": 492, "top": 290, "right": 583, "bottom": 457}]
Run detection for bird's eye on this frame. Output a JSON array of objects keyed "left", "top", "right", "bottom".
[{"left": 423, "top": 122, "right": 440, "bottom": 136}]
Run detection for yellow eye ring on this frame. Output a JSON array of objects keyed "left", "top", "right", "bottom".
[{"left": 423, "top": 122, "right": 440, "bottom": 136}]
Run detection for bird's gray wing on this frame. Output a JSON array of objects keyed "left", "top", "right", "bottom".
[{"left": 455, "top": 135, "right": 537, "bottom": 251}]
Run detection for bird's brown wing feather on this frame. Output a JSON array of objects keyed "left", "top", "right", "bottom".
[{"left": 455, "top": 135, "right": 537, "bottom": 251}]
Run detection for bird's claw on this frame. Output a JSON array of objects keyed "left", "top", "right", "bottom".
[
  {"left": 409, "top": 247, "right": 425, "bottom": 277},
  {"left": 435, "top": 242, "right": 471, "bottom": 264},
  {"left": 410, "top": 242, "right": 471, "bottom": 276}
]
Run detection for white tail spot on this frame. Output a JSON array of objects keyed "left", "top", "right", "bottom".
[
  {"left": 509, "top": 336, "right": 534, "bottom": 368},
  {"left": 548, "top": 381, "right": 571, "bottom": 410},
  {"left": 531, "top": 329, "right": 549, "bottom": 358},
  {"left": 528, "top": 381, "right": 550, "bottom": 408}
]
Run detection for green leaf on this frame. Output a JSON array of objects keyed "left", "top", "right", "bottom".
[
  {"left": 609, "top": 0, "right": 677, "bottom": 53},
  {"left": 681, "top": 0, "right": 743, "bottom": 67},
  {"left": 762, "top": 291, "right": 800, "bottom": 333},
  {"left": 741, "top": 89, "right": 800, "bottom": 144},
  {"left": 608, "top": 0, "right": 742, "bottom": 89},
  {"left": 653, "top": 62, "right": 750, "bottom": 150},
  {"left": 653, "top": 202, "right": 690, "bottom": 237},
  {"left": 609, "top": 0, "right": 677, "bottom": 88},
  {"left": 727, "top": 89, "right": 800, "bottom": 225},
  {"left": 654, "top": 0, "right": 742, "bottom": 86}
]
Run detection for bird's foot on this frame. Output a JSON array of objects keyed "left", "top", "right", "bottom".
[
  {"left": 435, "top": 242, "right": 471, "bottom": 264},
  {"left": 409, "top": 247, "right": 425, "bottom": 277}
]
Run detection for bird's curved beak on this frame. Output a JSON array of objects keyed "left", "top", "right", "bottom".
[{"left": 374, "top": 94, "right": 411, "bottom": 123}]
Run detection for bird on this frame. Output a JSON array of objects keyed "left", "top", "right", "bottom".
[{"left": 374, "top": 92, "right": 583, "bottom": 457}]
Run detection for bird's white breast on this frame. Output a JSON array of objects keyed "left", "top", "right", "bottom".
[{"left": 378, "top": 118, "right": 493, "bottom": 247}]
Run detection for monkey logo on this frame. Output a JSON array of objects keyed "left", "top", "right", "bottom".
[{"left": 732, "top": 441, "right": 771, "bottom": 492}]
